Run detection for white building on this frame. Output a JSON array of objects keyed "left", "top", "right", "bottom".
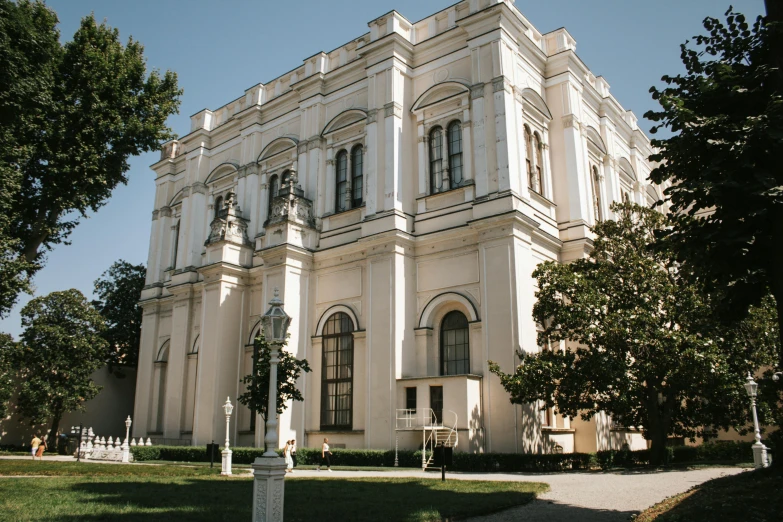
[{"left": 134, "top": 0, "right": 660, "bottom": 455}]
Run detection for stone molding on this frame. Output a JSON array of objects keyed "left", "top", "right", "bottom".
[
  {"left": 470, "top": 83, "right": 485, "bottom": 99},
  {"left": 159, "top": 206, "right": 172, "bottom": 218},
  {"left": 562, "top": 114, "right": 580, "bottom": 129},
  {"left": 191, "top": 182, "right": 208, "bottom": 195},
  {"left": 384, "top": 102, "right": 403, "bottom": 119},
  {"left": 151, "top": 210, "right": 159, "bottom": 221},
  {"left": 367, "top": 109, "right": 378, "bottom": 124}
]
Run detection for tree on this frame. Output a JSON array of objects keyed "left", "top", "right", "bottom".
[
  {"left": 92, "top": 260, "right": 146, "bottom": 374},
  {"left": 0, "top": 0, "right": 181, "bottom": 317},
  {"left": 489, "top": 203, "right": 779, "bottom": 465},
  {"left": 0, "top": 334, "right": 16, "bottom": 419},
  {"left": 645, "top": 7, "right": 783, "bottom": 371},
  {"left": 15, "top": 289, "right": 108, "bottom": 447},
  {"left": 238, "top": 334, "right": 311, "bottom": 450}
]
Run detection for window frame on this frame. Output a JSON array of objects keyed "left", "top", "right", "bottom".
[
  {"left": 320, "top": 312, "right": 354, "bottom": 430},
  {"left": 447, "top": 120, "right": 463, "bottom": 188},
  {"left": 439, "top": 310, "right": 470, "bottom": 376},
  {"left": 429, "top": 126, "right": 445, "bottom": 194},
  {"left": 350, "top": 144, "right": 364, "bottom": 208},
  {"left": 335, "top": 150, "right": 349, "bottom": 213}
]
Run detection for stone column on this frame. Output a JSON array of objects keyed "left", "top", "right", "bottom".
[
  {"left": 145, "top": 211, "right": 160, "bottom": 285},
  {"left": 187, "top": 183, "right": 207, "bottom": 267},
  {"left": 132, "top": 305, "right": 160, "bottom": 438},
  {"left": 562, "top": 114, "right": 590, "bottom": 223},
  {"left": 163, "top": 288, "right": 194, "bottom": 439},
  {"left": 365, "top": 107, "right": 379, "bottom": 216},
  {"left": 383, "top": 66, "right": 405, "bottom": 211},
  {"left": 175, "top": 189, "right": 190, "bottom": 270},
  {"left": 416, "top": 121, "right": 427, "bottom": 196},
  {"left": 325, "top": 152, "right": 336, "bottom": 215},
  {"left": 461, "top": 104, "right": 474, "bottom": 184},
  {"left": 492, "top": 76, "right": 522, "bottom": 195},
  {"left": 153, "top": 207, "right": 172, "bottom": 280},
  {"left": 470, "top": 83, "right": 489, "bottom": 197}
]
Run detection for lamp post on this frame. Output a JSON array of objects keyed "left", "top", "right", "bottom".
[
  {"left": 221, "top": 397, "right": 234, "bottom": 476},
  {"left": 252, "top": 287, "right": 291, "bottom": 522},
  {"left": 122, "top": 416, "right": 132, "bottom": 463},
  {"left": 743, "top": 373, "right": 770, "bottom": 469}
]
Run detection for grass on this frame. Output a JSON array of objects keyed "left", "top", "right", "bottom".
[
  {"left": 0, "top": 460, "right": 548, "bottom": 521},
  {"left": 634, "top": 467, "right": 783, "bottom": 522}
]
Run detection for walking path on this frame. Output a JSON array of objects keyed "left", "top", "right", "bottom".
[{"left": 288, "top": 466, "right": 746, "bottom": 521}]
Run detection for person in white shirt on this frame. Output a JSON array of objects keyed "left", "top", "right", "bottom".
[{"left": 317, "top": 438, "right": 332, "bottom": 472}]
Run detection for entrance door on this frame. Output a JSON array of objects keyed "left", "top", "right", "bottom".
[{"left": 429, "top": 386, "right": 443, "bottom": 426}]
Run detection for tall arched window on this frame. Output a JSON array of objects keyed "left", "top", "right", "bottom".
[
  {"left": 533, "top": 132, "right": 543, "bottom": 194},
  {"left": 152, "top": 341, "right": 170, "bottom": 433},
  {"left": 182, "top": 336, "right": 199, "bottom": 433},
  {"left": 214, "top": 196, "right": 223, "bottom": 220},
  {"left": 440, "top": 311, "right": 469, "bottom": 375},
  {"left": 321, "top": 312, "right": 354, "bottom": 429},
  {"left": 591, "top": 165, "right": 603, "bottom": 222},
  {"left": 429, "top": 126, "right": 444, "bottom": 194},
  {"left": 171, "top": 220, "right": 180, "bottom": 269},
  {"left": 447, "top": 121, "right": 463, "bottom": 187},
  {"left": 268, "top": 175, "right": 279, "bottom": 217},
  {"left": 524, "top": 125, "right": 534, "bottom": 190},
  {"left": 351, "top": 145, "right": 363, "bottom": 208},
  {"left": 335, "top": 150, "right": 349, "bottom": 213}
]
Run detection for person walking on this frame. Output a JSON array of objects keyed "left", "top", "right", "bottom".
[
  {"left": 30, "top": 434, "right": 41, "bottom": 460},
  {"left": 317, "top": 437, "right": 332, "bottom": 472},
  {"left": 291, "top": 439, "right": 297, "bottom": 469},
  {"left": 284, "top": 440, "right": 294, "bottom": 473},
  {"left": 35, "top": 435, "right": 47, "bottom": 460}
]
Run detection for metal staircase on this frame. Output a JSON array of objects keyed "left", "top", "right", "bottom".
[{"left": 395, "top": 408, "right": 458, "bottom": 470}]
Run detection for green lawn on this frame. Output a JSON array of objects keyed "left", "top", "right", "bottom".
[
  {"left": 0, "top": 461, "right": 548, "bottom": 521},
  {"left": 636, "top": 467, "right": 782, "bottom": 522}
]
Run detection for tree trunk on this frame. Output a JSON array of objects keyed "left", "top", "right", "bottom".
[
  {"left": 47, "top": 412, "right": 62, "bottom": 452},
  {"left": 646, "top": 390, "right": 671, "bottom": 466}
]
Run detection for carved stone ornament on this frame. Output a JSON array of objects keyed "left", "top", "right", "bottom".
[
  {"left": 367, "top": 109, "right": 378, "bottom": 124},
  {"left": 191, "top": 182, "right": 208, "bottom": 195},
  {"left": 562, "top": 114, "right": 580, "bottom": 129},
  {"left": 205, "top": 192, "right": 252, "bottom": 247},
  {"left": 265, "top": 173, "right": 316, "bottom": 229},
  {"left": 492, "top": 76, "right": 508, "bottom": 93},
  {"left": 159, "top": 206, "right": 172, "bottom": 218},
  {"left": 470, "top": 83, "right": 485, "bottom": 99},
  {"left": 384, "top": 102, "right": 402, "bottom": 119}
]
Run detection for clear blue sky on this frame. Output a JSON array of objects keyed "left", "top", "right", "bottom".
[{"left": 0, "top": 0, "right": 766, "bottom": 338}]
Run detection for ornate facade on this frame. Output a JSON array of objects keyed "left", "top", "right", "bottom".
[{"left": 134, "top": 0, "right": 661, "bottom": 454}]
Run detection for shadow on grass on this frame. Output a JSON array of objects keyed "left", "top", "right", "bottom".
[{"left": 43, "top": 478, "right": 542, "bottom": 522}]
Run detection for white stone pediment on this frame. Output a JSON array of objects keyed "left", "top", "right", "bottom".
[
  {"left": 257, "top": 136, "right": 299, "bottom": 163},
  {"left": 584, "top": 126, "right": 607, "bottom": 155},
  {"left": 321, "top": 109, "right": 368, "bottom": 137},
  {"left": 411, "top": 81, "right": 470, "bottom": 112}
]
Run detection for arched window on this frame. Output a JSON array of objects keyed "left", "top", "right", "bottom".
[
  {"left": 171, "top": 220, "right": 180, "bottom": 269},
  {"left": 214, "top": 196, "right": 223, "bottom": 220},
  {"left": 335, "top": 150, "right": 348, "bottom": 213},
  {"left": 524, "top": 125, "right": 534, "bottom": 190},
  {"left": 533, "top": 132, "right": 543, "bottom": 194},
  {"left": 440, "top": 311, "right": 469, "bottom": 375},
  {"left": 268, "top": 174, "right": 279, "bottom": 217},
  {"left": 321, "top": 312, "right": 354, "bottom": 429},
  {"left": 351, "top": 145, "right": 363, "bottom": 208},
  {"left": 182, "top": 335, "right": 199, "bottom": 432},
  {"left": 447, "top": 121, "right": 463, "bottom": 187},
  {"left": 429, "top": 126, "right": 444, "bottom": 194},
  {"left": 591, "top": 165, "right": 603, "bottom": 222},
  {"left": 153, "top": 341, "right": 170, "bottom": 433}
]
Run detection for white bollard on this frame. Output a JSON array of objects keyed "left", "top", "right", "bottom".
[
  {"left": 107, "top": 436, "right": 114, "bottom": 450},
  {"left": 145, "top": 438, "right": 152, "bottom": 446},
  {"left": 130, "top": 439, "right": 137, "bottom": 447}
]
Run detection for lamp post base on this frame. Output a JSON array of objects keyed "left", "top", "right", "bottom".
[
  {"left": 221, "top": 448, "right": 233, "bottom": 476},
  {"left": 752, "top": 442, "right": 770, "bottom": 469},
  {"left": 252, "top": 456, "right": 286, "bottom": 522}
]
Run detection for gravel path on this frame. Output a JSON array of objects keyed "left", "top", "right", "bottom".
[{"left": 288, "top": 466, "right": 746, "bottom": 522}]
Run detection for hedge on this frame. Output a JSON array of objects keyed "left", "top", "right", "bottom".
[{"left": 130, "top": 439, "right": 757, "bottom": 471}]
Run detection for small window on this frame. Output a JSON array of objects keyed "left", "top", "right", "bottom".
[
  {"left": 172, "top": 220, "right": 180, "bottom": 269},
  {"left": 447, "top": 121, "right": 463, "bottom": 187},
  {"left": 533, "top": 132, "right": 543, "bottom": 194},
  {"left": 335, "top": 150, "right": 348, "bottom": 213},
  {"left": 440, "top": 311, "right": 470, "bottom": 376},
  {"left": 405, "top": 387, "right": 417, "bottom": 412},
  {"left": 429, "top": 127, "right": 444, "bottom": 194},
  {"left": 592, "top": 166, "right": 603, "bottom": 222},
  {"left": 268, "top": 175, "right": 279, "bottom": 216},
  {"left": 351, "top": 145, "right": 363, "bottom": 208},
  {"left": 214, "top": 196, "right": 223, "bottom": 220}
]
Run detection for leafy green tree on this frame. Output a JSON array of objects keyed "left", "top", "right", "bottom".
[
  {"left": 0, "top": 0, "right": 181, "bottom": 317},
  {"left": 0, "top": 334, "right": 16, "bottom": 419},
  {"left": 645, "top": 7, "right": 783, "bottom": 371},
  {"left": 490, "top": 203, "right": 779, "bottom": 465},
  {"left": 15, "top": 289, "right": 108, "bottom": 446},
  {"left": 92, "top": 260, "right": 146, "bottom": 374},
  {"left": 238, "top": 334, "right": 311, "bottom": 450}
]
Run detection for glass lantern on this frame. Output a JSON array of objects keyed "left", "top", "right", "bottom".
[
  {"left": 260, "top": 288, "right": 291, "bottom": 343},
  {"left": 744, "top": 373, "right": 758, "bottom": 398}
]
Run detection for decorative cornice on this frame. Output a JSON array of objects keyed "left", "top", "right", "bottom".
[
  {"left": 191, "top": 182, "right": 208, "bottom": 195},
  {"left": 384, "top": 102, "right": 402, "bottom": 119},
  {"left": 180, "top": 186, "right": 190, "bottom": 198},
  {"left": 297, "top": 143, "right": 308, "bottom": 155},
  {"left": 307, "top": 137, "right": 325, "bottom": 151},
  {"left": 159, "top": 206, "right": 172, "bottom": 218},
  {"left": 492, "top": 76, "right": 510, "bottom": 94},
  {"left": 470, "top": 83, "right": 485, "bottom": 100},
  {"left": 151, "top": 210, "right": 159, "bottom": 221},
  {"left": 367, "top": 109, "right": 378, "bottom": 124}
]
